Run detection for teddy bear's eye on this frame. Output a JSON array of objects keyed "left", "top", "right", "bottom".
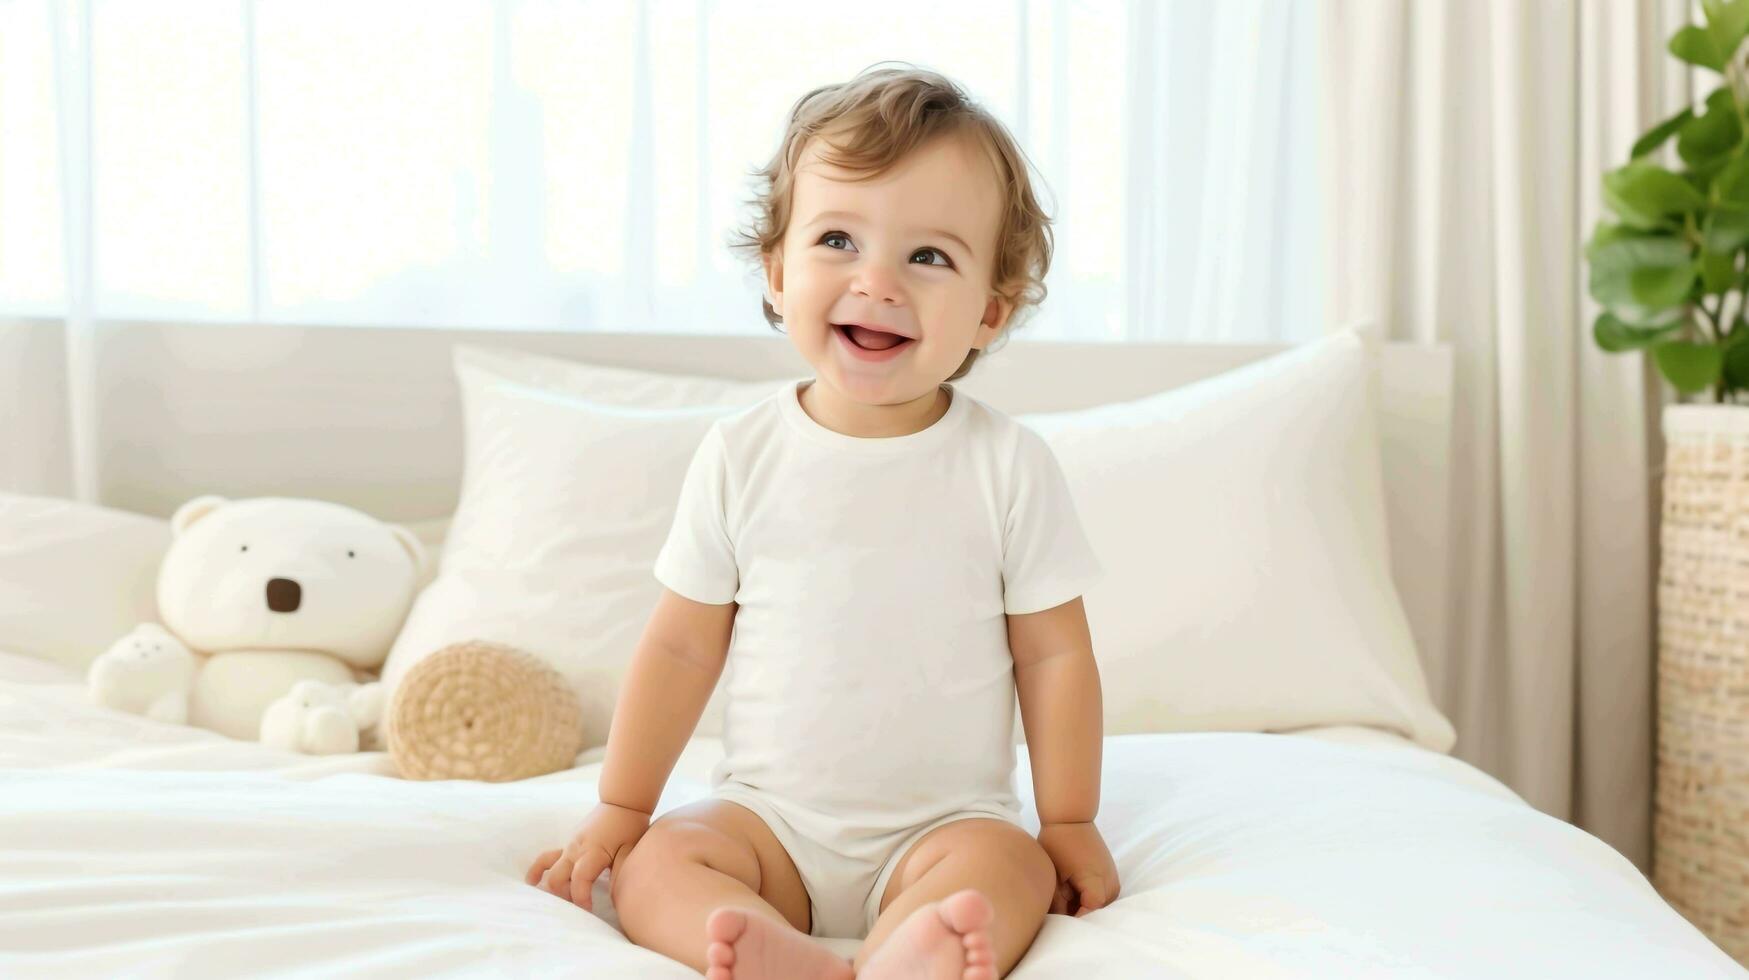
[
  {"left": 347, "top": 550, "right": 355, "bottom": 558},
  {"left": 240, "top": 544, "right": 248, "bottom": 552}
]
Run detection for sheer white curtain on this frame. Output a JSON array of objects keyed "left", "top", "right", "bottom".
[
  {"left": 1319, "top": 0, "right": 1687, "bottom": 872},
  {"left": 2, "top": 0, "right": 1322, "bottom": 495},
  {"left": 1125, "top": 0, "right": 1325, "bottom": 342}
]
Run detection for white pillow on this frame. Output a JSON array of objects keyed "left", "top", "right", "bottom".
[
  {"left": 381, "top": 346, "right": 795, "bottom": 749},
  {"left": 0, "top": 494, "right": 172, "bottom": 672},
  {"left": 391, "top": 333, "right": 1455, "bottom": 756},
  {"left": 1018, "top": 329, "right": 1456, "bottom": 752}
]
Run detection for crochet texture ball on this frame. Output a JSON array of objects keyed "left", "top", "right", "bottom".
[{"left": 387, "top": 640, "right": 584, "bottom": 781}]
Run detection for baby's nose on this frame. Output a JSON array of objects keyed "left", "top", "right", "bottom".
[{"left": 852, "top": 268, "right": 905, "bottom": 305}]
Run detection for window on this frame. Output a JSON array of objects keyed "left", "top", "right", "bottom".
[{"left": 3, "top": 0, "right": 1322, "bottom": 343}]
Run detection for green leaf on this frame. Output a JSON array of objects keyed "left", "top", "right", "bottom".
[
  {"left": 1655, "top": 340, "right": 1725, "bottom": 393},
  {"left": 1595, "top": 312, "right": 1684, "bottom": 352},
  {"left": 1691, "top": 157, "right": 1733, "bottom": 195},
  {"left": 1603, "top": 160, "right": 1706, "bottom": 228},
  {"left": 1705, "top": 0, "right": 1749, "bottom": 64},
  {"left": 1672, "top": 24, "right": 1728, "bottom": 71},
  {"left": 1716, "top": 152, "right": 1749, "bottom": 206},
  {"left": 1704, "top": 206, "right": 1749, "bottom": 251},
  {"left": 1633, "top": 262, "right": 1703, "bottom": 305},
  {"left": 1586, "top": 233, "right": 1695, "bottom": 307},
  {"left": 1703, "top": 248, "right": 1740, "bottom": 292},
  {"left": 1679, "top": 87, "right": 1744, "bottom": 167},
  {"left": 1610, "top": 302, "right": 1689, "bottom": 328},
  {"left": 1588, "top": 220, "right": 1644, "bottom": 250},
  {"left": 1726, "top": 335, "right": 1749, "bottom": 388},
  {"left": 1632, "top": 108, "right": 1695, "bottom": 158}
]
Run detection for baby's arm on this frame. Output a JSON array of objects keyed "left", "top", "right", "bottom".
[
  {"left": 1009, "top": 595, "right": 1101, "bottom": 822},
  {"left": 597, "top": 586, "right": 737, "bottom": 813},
  {"left": 1009, "top": 595, "right": 1121, "bottom": 914},
  {"left": 527, "top": 587, "right": 733, "bottom": 906}
]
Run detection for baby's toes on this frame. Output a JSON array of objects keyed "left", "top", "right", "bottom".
[
  {"left": 964, "top": 930, "right": 995, "bottom": 965},
  {"left": 938, "top": 889, "right": 994, "bottom": 936}
]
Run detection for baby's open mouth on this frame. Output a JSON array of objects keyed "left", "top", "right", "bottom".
[{"left": 834, "top": 323, "right": 913, "bottom": 352}]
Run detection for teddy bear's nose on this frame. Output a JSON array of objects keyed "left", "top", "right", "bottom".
[{"left": 266, "top": 577, "right": 302, "bottom": 613}]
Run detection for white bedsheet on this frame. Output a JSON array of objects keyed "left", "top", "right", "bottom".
[{"left": 1, "top": 650, "right": 1740, "bottom": 978}]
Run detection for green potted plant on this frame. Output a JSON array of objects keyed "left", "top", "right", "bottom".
[
  {"left": 1587, "top": 0, "right": 1749, "bottom": 402},
  {"left": 1594, "top": 2, "right": 1749, "bottom": 966}
]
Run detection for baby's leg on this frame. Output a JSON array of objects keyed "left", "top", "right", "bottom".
[
  {"left": 856, "top": 818, "right": 1056, "bottom": 979},
  {"left": 611, "top": 798, "right": 850, "bottom": 979}
]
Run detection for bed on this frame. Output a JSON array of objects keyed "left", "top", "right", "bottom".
[
  {"left": 1, "top": 318, "right": 1743, "bottom": 977},
  {"left": 0, "top": 651, "right": 1731, "bottom": 977}
]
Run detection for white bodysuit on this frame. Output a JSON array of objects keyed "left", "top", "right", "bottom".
[{"left": 651, "top": 377, "right": 1103, "bottom": 939}]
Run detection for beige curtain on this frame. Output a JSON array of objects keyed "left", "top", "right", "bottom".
[{"left": 1319, "top": 0, "right": 1692, "bottom": 873}]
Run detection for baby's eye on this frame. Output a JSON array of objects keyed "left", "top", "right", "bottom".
[{"left": 818, "top": 231, "right": 951, "bottom": 268}]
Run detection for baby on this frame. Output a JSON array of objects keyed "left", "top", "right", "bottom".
[{"left": 526, "top": 64, "right": 1119, "bottom": 979}]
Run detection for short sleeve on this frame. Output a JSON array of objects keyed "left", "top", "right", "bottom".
[
  {"left": 1001, "top": 427, "right": 1104, "bottom": 615},
  {"left": 652, "top": 423, "right": 739, "bottom": 604}
]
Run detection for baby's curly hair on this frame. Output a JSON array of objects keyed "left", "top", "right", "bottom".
[{"left": 727, "top": 63, "right": 1054, "bottom": 382}]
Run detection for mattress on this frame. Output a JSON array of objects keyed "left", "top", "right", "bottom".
[{"left": 0, "top": 650, "right": 1740, "bottom": 978}]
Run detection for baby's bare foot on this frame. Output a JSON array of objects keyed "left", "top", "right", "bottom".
[
  {"left": 859, "top": 889, "right": 998, "bottom": 980},
  {"left": 703, "top": 906, "right": 854, "bottom": 980}
]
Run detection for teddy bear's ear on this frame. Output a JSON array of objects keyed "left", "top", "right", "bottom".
[
  {"left": 387, "top": 524, "right": 428, "bottom": 576},
  {"left": 170, "top": 495, "right": 228, "bottom": 536}
]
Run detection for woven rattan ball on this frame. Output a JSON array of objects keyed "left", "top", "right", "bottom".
[{"left": 388, "top": 640, "right": 584, "bottom": 782}]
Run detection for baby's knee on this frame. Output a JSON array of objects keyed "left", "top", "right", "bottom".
[
  {"left": 611, "top": 816, "right": 760, "bottom": 912},
  {"left": 957, "top": 822, "right": 1057, "bottom": 909},
  {"left": 611, "top": 821, "right": 697, "bottom": 909},
  {"left": 1015, "top": 833, "right": 1057, "bottom": 907}
]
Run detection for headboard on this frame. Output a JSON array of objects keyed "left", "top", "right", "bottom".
[{"left": 23, "top": 319, "right": 1455, "bottom": 687}]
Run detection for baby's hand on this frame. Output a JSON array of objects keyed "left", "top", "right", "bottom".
[
  {"left": 525, "top": 802, "right": 653, "bottom": 911},
  {"left": 1037, "top": 821, "right": 1121, "bottom": 917}
]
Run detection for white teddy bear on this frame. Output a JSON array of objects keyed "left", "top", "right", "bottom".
[
  {"left": 90, "top": 495, "right": 426, "bottom": 754},
  {"left": 88, "top": 623, "right": 198, "bottom": 723}
]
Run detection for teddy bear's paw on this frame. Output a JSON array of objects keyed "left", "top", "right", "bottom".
[
  {"left": 88, "top": 623, "right": 198, "bottom": 719},
  {"left": 300, "top": 705, "right": 361, "bottom": 755},
  {"left": 260, "top": 680, "right": 359, "bottom": 754},
  {"left": 347, "top": 681, "right": 386, "bottom": 730}
]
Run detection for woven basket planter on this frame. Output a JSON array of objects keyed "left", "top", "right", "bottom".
[{"left": 1654, "top": 403, "right": 1749, "bottom": 966}]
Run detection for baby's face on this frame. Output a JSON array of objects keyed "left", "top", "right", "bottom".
[{"left": 764, "top": 133, "right": 1012, "bottom": 405}]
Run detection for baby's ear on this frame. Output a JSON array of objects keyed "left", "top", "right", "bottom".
[
  {"left": 973, "top": 294, "right": 1015, "bottom": 349},
  {"left": 762, "top": 250, "right": 785, "bottom": 318}
]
